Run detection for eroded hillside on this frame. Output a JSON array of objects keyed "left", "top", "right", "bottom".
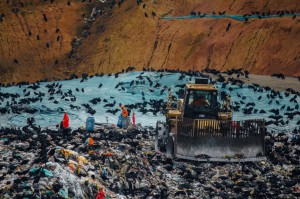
[{"left": 0, "top": 0, "right": 299, "bottom": 83}]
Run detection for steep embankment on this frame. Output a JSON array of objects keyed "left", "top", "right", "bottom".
[
  {"left": 0, "top": 0, "right": 299, "bottom": 83},
  {"left": 0, "top": 1, "right": 103, "bottom": 83}
]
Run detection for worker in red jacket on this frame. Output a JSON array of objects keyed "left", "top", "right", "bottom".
[
  {"left": 62, "top": 112, "right": 69, "bottom": 128},
  {"left": 59, "top": 112, "right": 71, "bottom": 135}
]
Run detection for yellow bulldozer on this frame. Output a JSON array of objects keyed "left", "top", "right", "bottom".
[{"left": 156, "top": 78, "right": 266, "bottom": 162}]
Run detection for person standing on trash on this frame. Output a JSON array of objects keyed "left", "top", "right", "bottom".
[
  {"left": 120, "top": 104, "right": 128, "bottom": 118},
  {"left": 60, "top": 112, "right": 69, "bottom": 129},
  {"left": 59, "top": 112, "right": 71, "bottom": 135}
]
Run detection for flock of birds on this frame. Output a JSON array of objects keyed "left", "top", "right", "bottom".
[
  {"left": 0, "top": 67, "right": 300, "bottom": 198},
  {"left": 0, "top": 66, "right": 299, "bottom": 133}
]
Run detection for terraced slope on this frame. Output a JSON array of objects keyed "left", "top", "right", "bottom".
[{"left": 0, "top": 0, "right": 299, "bottom": 83}]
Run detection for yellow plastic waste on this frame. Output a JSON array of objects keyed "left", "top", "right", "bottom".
[
  {"left": 78, "top": 156, "right": 88, "bottom": 164},
  {"left": 77, "top": 165, "right": 81, "bottom": 174},
  {"left": 68, "top": 160, "right": 78, "bottom": 172},
  {"left": 60, "top": 148, "right": 72, "bottom": 159},
  {"left": 88, "top": 150, "right": 94, "bottom": 154}
]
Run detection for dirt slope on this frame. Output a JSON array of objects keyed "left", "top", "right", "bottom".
[{"left": 0, "top": 0, "right": 299, "bottom": 84}]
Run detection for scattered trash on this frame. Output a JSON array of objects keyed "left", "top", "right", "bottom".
[{"left": 0, "top": 122, "right": 299, "bottom": 198}]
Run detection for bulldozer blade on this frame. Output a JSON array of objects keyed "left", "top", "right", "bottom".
[
  {"left": 175, "top": 119, "right": 265, "bottom": 162},
  {"left": 176, "top": 137, "right": 264, "bottom": 162},
  {"left": 175, "top": 155, "right": 266, "bottom": 162}
]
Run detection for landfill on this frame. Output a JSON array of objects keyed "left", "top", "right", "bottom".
[
  {"left": 0, "top": 122, "right": 300, "bottom": 198},
  {"left": 0, "top": 70, "right": 299, "bottom": 198}
]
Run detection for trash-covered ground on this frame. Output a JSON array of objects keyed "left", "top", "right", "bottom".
[
  {"left": 0, "top": 69, "right": 299, "bottom": 198},
  {"left": 1, "top": 123, "right": 300, "bottom": 199}
]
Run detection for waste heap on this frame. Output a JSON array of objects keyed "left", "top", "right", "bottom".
[{"left": 0, "top": 123, "right": 300, "bottom": 198}]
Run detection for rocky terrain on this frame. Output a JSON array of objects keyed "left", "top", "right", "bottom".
[{"left": 0, "top": 0, "right": 299, "bottom": 83}]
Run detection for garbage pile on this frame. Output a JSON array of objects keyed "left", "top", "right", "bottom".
[{"left": 0, "top": 123, "right": 300, "bottom": 198}]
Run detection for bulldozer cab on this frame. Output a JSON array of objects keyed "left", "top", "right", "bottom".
[
  {"left": 183, "top": 86, "right": 219, "bottom": 119},
  {"left": 156, "top": 79, "right": 266, "bottom": 162}
]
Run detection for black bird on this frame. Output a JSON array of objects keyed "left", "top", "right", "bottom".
[
  {"left": 145, "top": 12, "right": 148, "bottom": 17},
  {"left": 20, "top": 159, "right": 30, "bottom": 165},
  {"left": 12, "top": 8, "right": 19, "bottom": 14},
  {"left": 47, "top": 148, "right": 56, "bottom": 157},
  {"left": 226, "top": 22, "right": 231, "bottom": 32},
  {"left": 43, "top": 14, "right": 47, "bottom": 22},
  {"left": 13, "top": 59, "right": 19, "bottom": 64}
]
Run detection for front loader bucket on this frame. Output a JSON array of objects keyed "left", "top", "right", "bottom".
[{"left": 175, "top": 119, "right": 265, "bottom": 162}]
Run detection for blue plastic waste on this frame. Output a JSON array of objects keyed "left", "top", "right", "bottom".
[
  {"left": 122, "top": 117, "right": 129, "bottom": 128},
  {"left": 86, "top": 116, "right": 95, "bottom": 131},
  {"left": 117, "top": 116, "right": 129, "bottom": 128},
  {"left": 29, "top": 168, "right": 54, "bottom": 177},
  {"left": 117, "top": 116, "right": 122, "bottom": 128},
  {"left": 58, "top": 189, "right": 68, "bottom": 199}
]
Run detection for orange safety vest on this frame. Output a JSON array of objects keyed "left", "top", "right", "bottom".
[{"left": 122, "top": 108, "right": 128, "bottom": 117}]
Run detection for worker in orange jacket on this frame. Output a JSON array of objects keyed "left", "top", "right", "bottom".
[{"left": 120, "top": 104, "right": 128, "bottom": 117}]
